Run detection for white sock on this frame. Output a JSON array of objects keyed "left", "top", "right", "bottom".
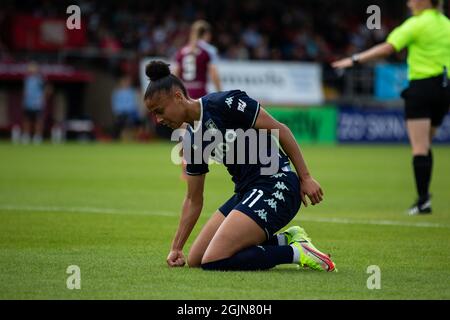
[
  {"left": 33, "top": 134, "right": 42, "bottom": 144},
  {"left": 21, "top": 133, "right": 30, "bottom": 144},
  {"left": 11, "top": 126, "right": 21, "bottom": 144},
  {"left": 277, "top": 234, "right": 287, "bottom": 246},
  {"left": 51, "top": 127, "right": 64, "bottom": 144},
  {"left": 290, "top": 244, "right": 301, "bottom": 263}
]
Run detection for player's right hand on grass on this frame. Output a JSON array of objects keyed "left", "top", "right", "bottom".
[
  {"left": 167, "top": 249, "right": 186, "bottom": 267},
  {"left": 300, "top": 176, "right": 324, "bottom": 207}
]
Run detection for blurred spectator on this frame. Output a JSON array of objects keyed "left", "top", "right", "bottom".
[
  {"left": 15, "top": 62, "right": 47, "bottom": 144},
  {"left": 227, "top": 41, "right": 250, "bottom": 60},
  {"left": 100, "top": 30, "right": 122, "bottom": 54},
  {"left": 111, "top": 75, "right": 142, "bottom": 141},
  {"left": 1, "top": 0, "right": 409, "bottom": 64}
]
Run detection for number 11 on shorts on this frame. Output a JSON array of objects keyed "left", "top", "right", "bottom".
[{"left": 242, "top": 189, "right": 264, "bottom": 208}]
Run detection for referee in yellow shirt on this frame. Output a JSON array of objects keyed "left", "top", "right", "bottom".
[{"left": 332, "top": 0, "right": 450, "bottom": 215}]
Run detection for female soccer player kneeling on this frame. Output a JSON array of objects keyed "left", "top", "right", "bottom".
[{"left": 144, "top": 61, "right": 336, "bottom": 272}]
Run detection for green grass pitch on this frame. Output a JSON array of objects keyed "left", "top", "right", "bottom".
[{"left": 0, "top": 142, "right": 449, "bottom": 299}]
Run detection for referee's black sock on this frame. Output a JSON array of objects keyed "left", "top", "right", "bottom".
[
  {"left": 201, "top": 245, "right": 293, "bottom": 271},
  {"left": 413, "top": 151, "right": 432, "bottom": 203}
]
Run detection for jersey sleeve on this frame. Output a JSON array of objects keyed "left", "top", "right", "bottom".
[
  {"left": 208, "top": 46, "right": 219, "bottom": 64},
  {"left": 199, "top": 41, "right": 219, "bottom": 64},
  {"left": 182, "top": 129, "right": 209, "bottom": 176},
  {"left": 387, "top": 17, "right": 419, "bottom": 52},
  {"left": 222, "top": 90, "right": 261, "bottom": 129},
  {"left": 174, "top": 50, "right": 182, "bottom": 67}
]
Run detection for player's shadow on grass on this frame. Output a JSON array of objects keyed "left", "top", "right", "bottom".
[{"left": 270, "top": 265, "right": 340, "bottom": 274}]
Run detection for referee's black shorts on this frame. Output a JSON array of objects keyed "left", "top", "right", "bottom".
[{"left": 401, "top": 74, "right": 450, "bottom": 127}]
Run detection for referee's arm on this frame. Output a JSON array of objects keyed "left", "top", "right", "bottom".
[{"left": 332, "top": 42, "right": 395, "bottom": 69}]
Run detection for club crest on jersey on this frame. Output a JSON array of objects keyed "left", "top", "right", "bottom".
[{"left": 205, "top": 119, "right": 218, "bottom": 133}]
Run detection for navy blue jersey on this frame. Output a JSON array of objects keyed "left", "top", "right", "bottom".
[{"left": 183, "top": 90, "right": 290, "bottom": 192}]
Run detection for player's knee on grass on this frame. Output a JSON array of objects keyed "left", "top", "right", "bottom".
[
  {"left": 201, "top": 259, "right": 225, "bottom": 271},
  {"left": 187, "top": 250, "right": 203, "bottom": 268},
  {"left": 201, "top": 254, "right": 235, "bottom": 271}
]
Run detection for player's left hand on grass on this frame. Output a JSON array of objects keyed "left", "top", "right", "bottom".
[
  {"left": 300, "top": 177, "right": 324, "bottom": 207},
  {"left": 167, "top": 249, "right": 186, "bottom": 267}
]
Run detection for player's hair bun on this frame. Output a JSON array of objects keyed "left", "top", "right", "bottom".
[{"left": 145, "top": 61, "right": 171, "bottom": 81}]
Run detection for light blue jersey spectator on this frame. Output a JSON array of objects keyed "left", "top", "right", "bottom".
[
  {"left": 111, "top": 76, "right": 142, "bottom": 140},
  {"left": 112, "top": 86, "right": 138, "bottom": 115},
  {"left": 17, "top": 62, "right": 47, "bottom": 144},
  {"left": 23, "top": 74, "right": 44, "bottom": 111}
]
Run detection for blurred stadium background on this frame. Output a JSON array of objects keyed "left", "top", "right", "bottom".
[
  {"left": 0, "top": 0, "right": 448, "bottom": 143},
  {"left": 0, "top": 0, "right": 449, "bottom": 299}
]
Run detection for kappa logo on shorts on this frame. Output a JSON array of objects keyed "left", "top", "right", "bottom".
[
  {"left": 225, "top": 97, "right": 233, "bottom": 108},
  {"left": 270, "top": 173, "right": 287, "bottom": 179},
  {"left": 254, "top": 209, "right": 268, "bottom": 222},
  {"left": 272, "top": 191, "right": 285, "bottom": 202},
  {"left": 274, "top": 181, "right": 289, "bottom": 191},
  {"left": 264, "top": 198, "right": 277, "bottom": 212}
]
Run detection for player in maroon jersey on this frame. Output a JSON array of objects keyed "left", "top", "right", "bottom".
[
  {"left": 173, "top": 20, "right": 222, "bottom": 179},
  {"left": 173, "top": 20, "right": 222, "bottom": 98}
]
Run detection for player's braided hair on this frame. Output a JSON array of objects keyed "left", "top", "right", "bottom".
[{"left": 144, "top": 61, "right": 187, "bottom": 100}]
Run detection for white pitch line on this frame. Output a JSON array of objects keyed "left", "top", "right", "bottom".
[
  {"left": 0, "top": 204, "right": 174, "bottom": 217},
  {"left": 293, "top": 216, "right": 448, "bottom": 229},
  {"left": 0, "top": 204, "right": 448, "bottom": 229}
]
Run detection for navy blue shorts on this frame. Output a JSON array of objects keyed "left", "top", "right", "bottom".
[{"left": 218, "top": 170, "right": 301, "bottom": 239}]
